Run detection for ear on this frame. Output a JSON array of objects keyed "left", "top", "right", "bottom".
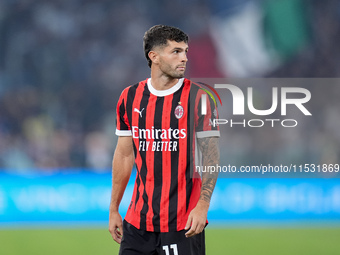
[{"left": 148, "top": 50, "right": 159, "bottom": 65}]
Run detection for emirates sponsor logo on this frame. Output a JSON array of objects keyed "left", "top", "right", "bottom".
[
  {"left": 132, "top": 126, "right": 187, "bottom": 152},
  {"left": 139, "top": 140, "right": 178, "bottom": 151},
  {"left": 132, "top": 126, "right": 186, "bottom": 140}
]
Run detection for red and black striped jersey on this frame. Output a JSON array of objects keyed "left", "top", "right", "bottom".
[{"left": 115, "top": 78, "right": 219, "bottom": 232}]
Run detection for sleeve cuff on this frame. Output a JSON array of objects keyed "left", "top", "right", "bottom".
[
  {"left": 196, "top": 130, "right": 220, "bottom": 138},
  {"left": 115, "top": 129, "right": 132, "bottom": 136}
]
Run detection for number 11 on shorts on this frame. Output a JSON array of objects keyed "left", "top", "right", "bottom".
[{"left": 162, "top": 244, "right": 178, "bottom": 255}]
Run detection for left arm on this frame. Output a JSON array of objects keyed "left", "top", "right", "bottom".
[{"left": 185, "top": 136, "right": 219, "bottom": 237}]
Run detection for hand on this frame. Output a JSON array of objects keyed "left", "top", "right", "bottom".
[
  {"left": 109, "top": 211, "right": 123, "bottom": 244},
  {"left": 184, "top": 200, "right": 209, "bottom": 238}
]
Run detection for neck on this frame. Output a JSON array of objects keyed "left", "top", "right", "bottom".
[{"left": 150, "top": 69, "right": 180, "bottom": 91}]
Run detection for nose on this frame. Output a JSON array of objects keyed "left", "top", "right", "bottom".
[{"left": 181, "top": 52, "right": 188, "bottom": 62}]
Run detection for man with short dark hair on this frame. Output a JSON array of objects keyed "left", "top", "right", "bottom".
[{"left": 109, "top": 24, "right": 219, "bottom": 254}]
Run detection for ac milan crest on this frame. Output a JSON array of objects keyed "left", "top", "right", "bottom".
[{"left": 174, "top": 104, "right": 184, "bottom": 119}]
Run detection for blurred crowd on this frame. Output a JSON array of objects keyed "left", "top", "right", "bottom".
[{"left": 0, "top": 0, "right": 339, "bottom": 172}]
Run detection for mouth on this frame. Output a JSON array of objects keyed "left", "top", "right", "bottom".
[{"left": 177, "top": 66, "right": 186, "bottom": 70}]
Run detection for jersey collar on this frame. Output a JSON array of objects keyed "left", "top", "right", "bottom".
[{"left": 147, "top": 78, "right": 184, "bottom": 97}]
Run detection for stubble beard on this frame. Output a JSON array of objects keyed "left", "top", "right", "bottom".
[
  {"left": 161, "top": 64, "right": 185, "bottom": 79},
  {"left": 169, "top": 72, "right": 185, "bottom": 79}
]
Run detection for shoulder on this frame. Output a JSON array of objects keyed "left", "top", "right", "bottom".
[
  {"left": 184, "top": 79, "right": 205, "bottom": 92},
  {"left": 119, "top": 79, "right": 148, "bottom": 98},
  {"left": 184, "top": 79, "right": 209, "bottom": 100}
]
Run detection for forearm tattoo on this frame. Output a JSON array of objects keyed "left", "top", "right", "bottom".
[{"left": 197, "top": 137, "right": 220, "bottom": 203}]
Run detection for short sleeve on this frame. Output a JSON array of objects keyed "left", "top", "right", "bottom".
[
  {"left": 195, "top": 90, "right": 220, "bottom": 138},
  {"left": 115, "top": 88, "right": 132, "bottom": 136}
]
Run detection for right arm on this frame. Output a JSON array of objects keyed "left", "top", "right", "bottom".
[{"left": 108, "top": 136, "right": 135, "bottom": 244}]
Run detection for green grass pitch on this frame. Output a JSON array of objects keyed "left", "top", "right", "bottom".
[{"left": 0, "top": 227, "right": 339, "bottom": 254}]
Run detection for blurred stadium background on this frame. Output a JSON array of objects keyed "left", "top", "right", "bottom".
[{"left": 0, "top": 0, "right": 340, "bottom": 254}]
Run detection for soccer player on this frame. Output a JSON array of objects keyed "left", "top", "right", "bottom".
[{"left": 109, "top": 24, "right": 220, "bottom": 254}]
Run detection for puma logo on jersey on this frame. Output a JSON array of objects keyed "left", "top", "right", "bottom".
[{"left": 134, "top": 108, "right": 145, "bottom": 117}]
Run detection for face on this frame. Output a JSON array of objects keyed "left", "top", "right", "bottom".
[{"left": 153, "top": 40, "right": 188, "bottom": 78}]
